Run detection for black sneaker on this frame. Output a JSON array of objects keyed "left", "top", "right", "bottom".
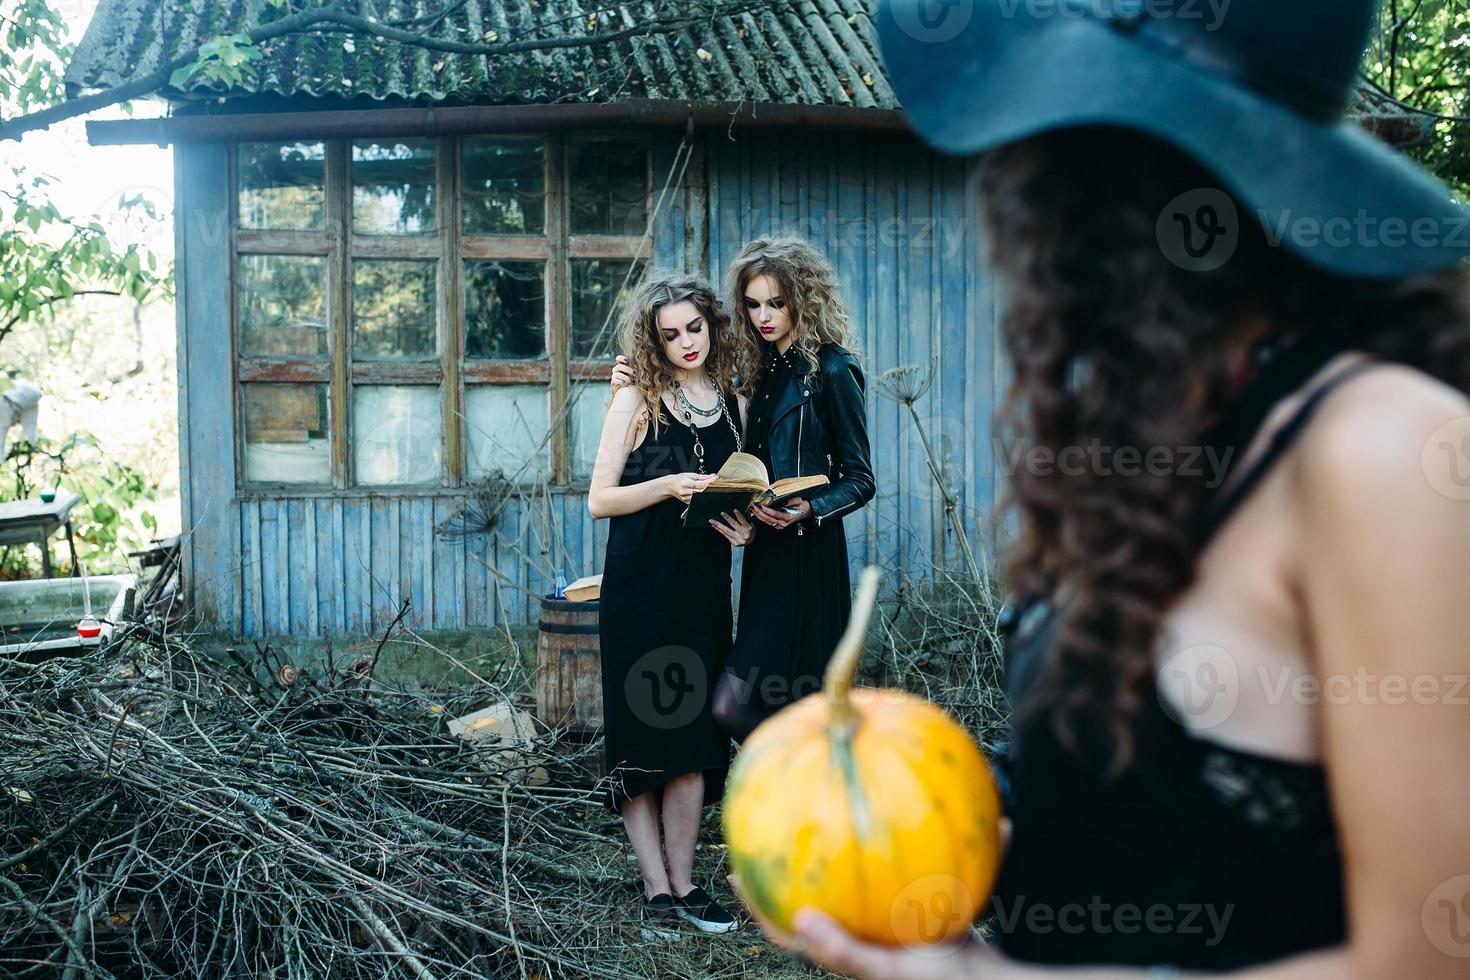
[
  {"left": 673, "top": 885, "right": 740, "bottom": 933},
  {"left": 640, "top": 892, "right": 686, "bottom": 940}
]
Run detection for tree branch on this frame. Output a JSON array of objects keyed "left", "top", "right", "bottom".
[{"left": 0, "top": 289, "right": 124, "bottom": 347}]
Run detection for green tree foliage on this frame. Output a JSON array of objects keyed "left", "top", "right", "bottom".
[
  {"left": 0, "top": 0, "right": 171, "bottom": 349},
  {"left": 1365, "top": 1, "right": 1470, "bottom": 195},
  {"left": 1, "top": 0, "right": 172, "bottom": 573}
]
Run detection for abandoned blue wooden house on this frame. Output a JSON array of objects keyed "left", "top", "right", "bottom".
[{"left": 62, "top": 1, "right": 1425, "bottom": 638}]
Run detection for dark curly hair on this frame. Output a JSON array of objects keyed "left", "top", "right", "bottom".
[{"left": 981, "top": 126, "right": 1470, "bottom": 771}]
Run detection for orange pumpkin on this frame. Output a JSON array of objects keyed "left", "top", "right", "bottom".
[{"left": 722, "top": 567, "right": 1003, "bottom": 947}]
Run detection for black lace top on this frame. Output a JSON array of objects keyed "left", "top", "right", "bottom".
[{"left": 992, "top": 334, "right": 1378, "bottom": 969}]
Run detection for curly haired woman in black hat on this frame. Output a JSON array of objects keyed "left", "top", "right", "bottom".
[{"left": 742, "top": 1, "right": 1470, "bottom": 978}]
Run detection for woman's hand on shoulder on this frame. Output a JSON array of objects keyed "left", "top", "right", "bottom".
[{"left": 611, "top": 354, "right": 634, "bottom": 391}]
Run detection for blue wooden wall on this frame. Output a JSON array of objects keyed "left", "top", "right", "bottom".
[{"left": 175, "top": 128, "right": 1003, "bottom": 638}]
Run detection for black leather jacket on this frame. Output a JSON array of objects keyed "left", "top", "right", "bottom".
[{"left": 763, "top": 343, "right": 875, "bottom": 527}]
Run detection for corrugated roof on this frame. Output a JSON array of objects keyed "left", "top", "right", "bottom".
[{"left": 63, "top": 0, "right": 898, "bottom": 110}]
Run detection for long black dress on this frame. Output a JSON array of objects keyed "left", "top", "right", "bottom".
[
  {"left": 598, "top": 392, "right": 741, "bottom": 815},
  {"left": 725, "top": 346, "right": 852, "bottom": 710}
]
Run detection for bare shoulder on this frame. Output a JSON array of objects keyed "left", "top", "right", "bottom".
[{"left": 1296, "top": 361, "right": 1470, "bottom": 512}]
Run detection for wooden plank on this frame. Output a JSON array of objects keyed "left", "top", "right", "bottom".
[
  {"left": 833, "top": 140, "right": 871, "bottom": 570},
  {"left": 327, "top": 141, "right": 350, "bottom": 489},
  {"left": 458, "top": 235, "right": 551, "bottom": 260},
  {"left": 461, "top": 361, "right": 551, "bottom": 384},
  {"left": 347, "top": 235, "right": 440, "bottom": 259},
  {"left": 649, "top": 135, "right": 685, "bottom": 270},
  {"left": 351, "top": 498, "right": 373, "bottom": 632},
  {"left": 546, "top": 136, "right": 570, "bottom": 485},
  {"left": 872, "top": 138, "right": 901, "bottom": 576},
  {"left": 370, "top": 495, "right": 399, "bottom": 632},
  {"left": 274, "top": 499, "right": 291, "bottom": 635},
  {"left": 175, "top": 141, "right": 241, "bottom": 631},
  {"left": 348, "top": 362, "right": 444, "bottom": 384},
  {"left": 258, "top": 500, "right": 280, "bottom": 634},
  {"left": 432, "top": 496, "right": 463, "bottom": 628},
  {"left": 464, "top": 525, "right": 490, "bottom": 627},
  {"left": 567, "top": 234, "right": 653, "bottom": 260},
  {"left": 235, "top": 230, "right": 330, "bottom": 254},
  {"left": 287, "top": 499, "right": 317, "bottom": 635},
  {"left": 241, "top": 500, "right": 262, "bottom": 637},
  {"left": 441, "top": 135, "right": 465, "bottom": 488},
  {"left": 683, "top": 140, "right": 709, "bottom": 277},
  {"left": 318, "top": 499, "right": 343, "bottom": 637},
  {"left": 238, "top": 359, "right": 331, "bottom": 383}
]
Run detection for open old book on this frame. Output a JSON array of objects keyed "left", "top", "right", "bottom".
[{"left": 680, "top": 452, "right": 829, "bottom": 528}]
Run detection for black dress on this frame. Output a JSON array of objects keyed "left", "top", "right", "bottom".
[
  {"left": 993, "top": 335, "right": 1377, "bottom": 969},
  {"left": 598, "top": 392, "right": 742, "bottom": 815},
  {"left": 725, "top": 346, "right": 853, "bottom": 709}
]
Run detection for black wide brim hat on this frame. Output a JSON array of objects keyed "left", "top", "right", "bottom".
[{"left": 875, "top": 0, "right": 1470, "bottom": 280}]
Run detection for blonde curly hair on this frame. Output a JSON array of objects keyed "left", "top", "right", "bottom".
[
  {"left": 725, "top": 235, "right": 856, "bottom": 387},
  {"left": 616, "top": 272, "right": 742, "bottom": 439}
]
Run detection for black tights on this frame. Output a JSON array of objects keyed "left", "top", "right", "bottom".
[{"left": 711, "top": 669, "right": 769, "bottom": 743}]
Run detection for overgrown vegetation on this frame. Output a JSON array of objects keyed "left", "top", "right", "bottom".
[{"left": 0, "top": 568, "right": 1002, "bottom": 978}]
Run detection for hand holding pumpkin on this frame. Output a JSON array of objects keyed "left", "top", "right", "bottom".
[{"left": 722, "top": 567, "right": 1005, "bottom": 956}]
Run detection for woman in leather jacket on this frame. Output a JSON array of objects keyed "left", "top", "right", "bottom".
[
  {"left": 713, "top": 236, "right": 875, "bottom": 740},
  {"left": 611, "top": 236, "right": 875, "bottom": 741}
]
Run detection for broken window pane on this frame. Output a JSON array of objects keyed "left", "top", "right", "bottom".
[
  {"left": 571, "top": 259, "right": 643, "bottom": 359},
  {"left": 353, "top": 386, "right": 442, "bottom": 486},
  {"left": 238, "top": 142, "right": 325, "bottom": 231},
  {"left": 567, "top": 139, "right": 648, "bottom": 235},
  {"left": 465, "top": 385, "right": 550, "bottom": 482},
  {"left": 352, "top": 138, "right": 436, "bottom": 235},
  {"left": 463, "top": 260, "right": 545, "bottom": 359},
  {"left": 237, "top": 254, "right": 328, "bottom": 358},
  {"left": 462, "top": 138, "right": 545, "bottom": 235},
  {"left": 241, "top": 383, "right": 330, "bottom": 484},
  {"left": 352, "top": 259, "right": 438, "bottom": 360}
]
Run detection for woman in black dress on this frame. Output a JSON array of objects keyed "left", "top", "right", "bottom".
[
  {"left": 713, "top": 236, "right": 875, "bottom": 740},
  {"left": 612, "top": 238, "right": 876, "bottom": 741},
  {"left": 588, "top": 273, "right": 754, "bottom": 935},
  {"left": 741, "top": 1, "right": 1470, "bottom": 977}
]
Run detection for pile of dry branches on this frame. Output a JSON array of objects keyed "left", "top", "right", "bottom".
[
  {"left": 0, "top": 613, "right": 812, "bottom": 979},
  {"left": 0, "top": 543, "right": 1007, "bottom": 979}
]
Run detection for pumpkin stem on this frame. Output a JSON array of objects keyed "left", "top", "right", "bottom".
[{"left": 823, "top": 566, "right": 882, "bottom": 730}]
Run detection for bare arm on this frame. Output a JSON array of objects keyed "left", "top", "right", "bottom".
[
  {"left": 587, "top": 386, "right": 713, "bottom": 519},
  {"left": 1295, "top": 369, "right": 1470, "bottom": 980}
]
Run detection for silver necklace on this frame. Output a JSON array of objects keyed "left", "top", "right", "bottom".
[
  {"left": 674, "top": 379, "right": 721, "bottom": 417},
  {"left": 672, "top": 383, "right": 743, "bottom": 473}
]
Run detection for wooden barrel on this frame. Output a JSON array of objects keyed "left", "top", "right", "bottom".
[{"left": 535, "top": 596, "right": 603, "bottom": 733}]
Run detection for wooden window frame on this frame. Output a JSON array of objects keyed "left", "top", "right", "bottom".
[{"left": 231, "top": 132, "right": 651, "bottom": 495}]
